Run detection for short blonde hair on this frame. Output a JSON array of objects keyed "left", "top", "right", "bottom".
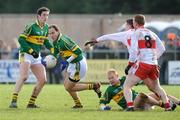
[{"left": 107, "top": 68, "right": 118, "bottom": 75}]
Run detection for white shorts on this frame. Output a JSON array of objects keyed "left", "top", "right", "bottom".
[
  {"left": 67, "top": 56, "right": 87, "bottom": 82},
  {"left": 19, "top": 52, "right": 42, "bottom": 65}
]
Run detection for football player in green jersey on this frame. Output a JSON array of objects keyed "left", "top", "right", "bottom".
[
  {"left": 9, "top": 7, "right": 54, "bottom": 108},
  {"left": 100, "top": 69, "right": 179, "bottom": 111},
  {"left": 48, "top": 24, "right": 101, "bottom": 108}
]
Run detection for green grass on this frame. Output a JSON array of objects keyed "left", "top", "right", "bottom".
[{"left": 0, "top": 84, "right": 180, "bottom": 120}]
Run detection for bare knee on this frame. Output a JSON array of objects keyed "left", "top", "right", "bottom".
[
  {"left": 21, "top": 76, "right": 28, "bottom": 82},
  {"left": 38, "top": 78, "right": 47, "bottom": 86},
  {"left": 64, "top": 84, "right": 72, "bottom": 92},
  {"left": 64, "top": 80, "right": 75, "bottom": 92}
]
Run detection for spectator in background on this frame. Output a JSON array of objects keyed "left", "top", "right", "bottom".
[
  {"left": 177, "top": 36, "right": 180, "bottom": 50},
  {"left": 10, "top": 38, "right": 19, "bottom": 59},
  {"left": 0, "top": 40, "right": 4, "bottom": 59},
  {"left": 93, "top": 42, "right": 110, "bottom": 50},
  {"left": 0, "top": 40, "right": 11, "bottom": 59},
  {"left": 166, "top": 33, "right": 177, "bottom": 49},
  {"left": 166, "top": 32, "right": 180, "bottom": 50}
]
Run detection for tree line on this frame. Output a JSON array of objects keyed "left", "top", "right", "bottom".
[{"left": 0, "top": 0, "right": 179, "bottom": 14}]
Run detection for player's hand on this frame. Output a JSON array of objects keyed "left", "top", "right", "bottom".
[
  {"left": 31, "top": 51, "right": 39, "bottom": 58},
  {"left": 53, "top": 60, "right": 68, "bottom": 73},
  {"left": 60, "top": 60, "right": 68, "bottom": 71},
  {"left": 101, "top": 105, "right": 111, "bottom": 110},
  {"left": 84, "top": 38, "right": 98, "bottom": 47},
  {"left": 124, "top": 64, "right": 131, "bottom": 75}
]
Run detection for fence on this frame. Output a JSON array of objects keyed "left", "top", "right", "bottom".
[{"left": 0, "top": 49, "right": 180, "bottom": 84}]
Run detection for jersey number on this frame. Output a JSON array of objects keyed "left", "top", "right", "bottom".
[{"left": 144, "top": 35, "right": 152, "bottom": 48}]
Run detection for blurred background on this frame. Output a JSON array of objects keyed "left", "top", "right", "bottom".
[{"left": 0, "top": 0, "right": 180, "bottom": 84}]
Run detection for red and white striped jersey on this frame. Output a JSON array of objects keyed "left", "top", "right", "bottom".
[
  {"left": 130, "top": 28, "right": 165, "bottom": 65},
  {"left": 96, "top": 29, "right": 136, "bottom": 63}
]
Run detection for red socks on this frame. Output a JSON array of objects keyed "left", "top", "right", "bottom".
[{"left": 127, "top": 102, "right": 134, "bottom": 108}]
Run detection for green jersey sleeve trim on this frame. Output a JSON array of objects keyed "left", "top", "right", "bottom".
[{"left": 18, "top": 36, "right": 32, "bottom": 53}]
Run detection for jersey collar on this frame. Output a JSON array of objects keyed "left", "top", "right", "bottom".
[
  {"left": 36, "top": 20, "right": 45, "bottom": 29},
  {"left": 57, "top": 33, "right": 62, "bottom": 40},
  {"left": 54, "top": 33, "right": 63, "bottom": 43}
]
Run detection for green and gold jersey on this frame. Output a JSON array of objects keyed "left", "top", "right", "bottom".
[
  {"left": 100, "top": 76, "right": 138, "bottom": 109},
  {"left": 18, "top": 20, "right": 54, "bottom": 54},
  {"left": 53, "top": 33, "right": 83, "bottom": 63}
]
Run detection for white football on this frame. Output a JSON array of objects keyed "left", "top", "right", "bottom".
[{"left": 44, "top": 55, "right": 57, "bottom": 68}]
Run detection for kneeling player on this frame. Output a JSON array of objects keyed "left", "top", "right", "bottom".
[{"left": 99, "top": 69, "right": 179, "bottom": 111}]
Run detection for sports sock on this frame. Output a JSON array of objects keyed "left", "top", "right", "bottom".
[
  {"left": 74, "top": 99, "right": 82, "bottom": 106},
  {"left": 88, "top": 84, "right": 94, "bottom": 90},
  {"left": 28, "top": 95, "right": 37, "bottom": 105},
  {"left": 127, "top": 102, "right": 134, "bottom": 108},
  {"left": 159, "top": 101, "right": 165, "bottom": 108},
  {"left": 165, "top": 102, "right": 171, "bottom": 109},
  {"left": 11, "top": 93, "right": 18, "bottom": 102}
]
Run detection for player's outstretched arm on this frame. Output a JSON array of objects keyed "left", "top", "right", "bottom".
[{"left": 84, "top": 38, "right": 98, "bottom": 47}]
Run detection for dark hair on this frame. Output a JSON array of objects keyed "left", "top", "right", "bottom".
[
  {"left": 49, "top": 24, "right": 60, "bottom": 32},
  {"left": 126, "top": 19, "right": 134, "bottom": 29},
  {"left": 134, "top": 14, "right": 145, "bottom": 26},
  {"left": 37, "top": 7, "right": 50, "bottom": 15}
]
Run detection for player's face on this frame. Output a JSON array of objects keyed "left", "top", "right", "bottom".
[
  {"left": 49, "top": 28, "right": 59, "bottom": 41},
  {"left": 125, "top": 23, "right": 131, "bottom": 31},
  {"left": 37, "top": 11, "right": 49, "bottom": 24},
  {"left": 133, "top": 19, "right": 138, "bottom": 29},
  {"left": 108, "top": 72, "right": 119, "bottom": 86}
]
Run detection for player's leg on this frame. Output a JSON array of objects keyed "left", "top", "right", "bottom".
[
  {"left": 78, "top": 57, "right": 101, "bottom": 97},
  {"left": 69, "top": 91, "right": 84, "bottom": 108},
  {"left": 145, "top": 65, "right": 172, "bottom": 111},
  {"left": 65, "top": 85, "right": 83, "bottom": 108},
  {"left": 65, "top": 81, "right": 101, "bottom": 95},
  {"left": 64, "top": 72, "right": 83, "bottom": 108},
  {"left": 134, "top": 92, "right": 153, "bottom": 110},
  {"left": 64, "top": 79, "right": 101, "bottom": 108},
  {"left": 134, "top": 92, "right": 164, "bottom": 110},
  {"left": 167, "top": 95, "right": 180, "bottom": 105},
  {"left": 66, "top": 59, "right": 101, "bottom": 97},
  {"left": 148, "top": 92, "right": 160, "bottom": 100},
  {"left": 123, "top": 74, "right": 141, "bottom": 111},
  {"left": 146, "top": 78, "right": 171, "bottom": 111},
  {"left": 134, "top": 92, "right": 148, "bottom": 110},
  {"left": 26, "top": 63, "right": 47, "bottom": 108},
  {"left": 64, "top": 59, "right": 101, "bottom": 108},
  {"left": 148, "top": 93, "right": 178, "bottom": 110},
  {"left": 9, "top": 62, "right": 30, "bottom": 108}
]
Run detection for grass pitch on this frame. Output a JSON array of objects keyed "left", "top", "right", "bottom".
[{"left": 0, "top": 84, "right": 180, "bottom": 120}]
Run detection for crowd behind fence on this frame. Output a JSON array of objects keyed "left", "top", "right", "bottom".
[{"left": 0, "top": 48, "right": 180, "bottom": 84}]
